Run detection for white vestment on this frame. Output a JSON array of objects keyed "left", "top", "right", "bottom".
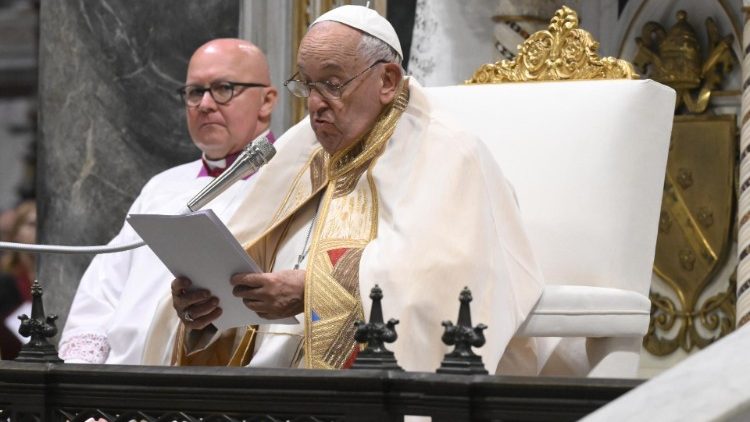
[
  {"left": 170, "top": 79, "right": 545, "bottom": 373},
  {"left": 59, "top": 152, "right": 265, "bottom": 365}
]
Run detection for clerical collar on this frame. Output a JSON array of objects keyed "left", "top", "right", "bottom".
[{"left": 197, "top": 130, "right": 275, "bottom": 178}]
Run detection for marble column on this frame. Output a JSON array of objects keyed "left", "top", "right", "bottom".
[
  {"left": 36, "top": 0, "right": 239, "bottom": 341},
  {"left": 240, "top": 0, "right": 294, "bottom": 136},
  {"left": 739, "top": 2, "right": 750, "bottom": 328}
]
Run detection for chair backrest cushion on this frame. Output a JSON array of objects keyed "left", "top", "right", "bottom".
[{"left": 425, "top": 80, "right": 675, "bottom": 296}]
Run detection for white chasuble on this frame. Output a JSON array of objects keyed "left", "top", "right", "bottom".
[{"left": 172, "top": 78, "right": 545, "bottom": 373}]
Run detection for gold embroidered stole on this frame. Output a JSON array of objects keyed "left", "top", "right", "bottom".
[{"left": 304, "top": 82, "right": 410, "bottom": 369}]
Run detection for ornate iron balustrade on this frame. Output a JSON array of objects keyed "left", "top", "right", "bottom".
[{"left": 0, "top": 361, "right": 638, "bottom": 421}]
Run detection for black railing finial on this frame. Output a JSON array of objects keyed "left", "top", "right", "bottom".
[
  {"left": 436, "top": 287, "right": 488, "bottom": 374},
  {"left": 350, "top": 284, "right": 402, "bottom": 370},
  {"left": 15, "top": 280, "right": 63, "bottom": 363}
]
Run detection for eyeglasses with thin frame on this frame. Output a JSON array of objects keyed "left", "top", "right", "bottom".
[
  {"left": 177, "top": 81, "right": 268, "bottom": 107},
  {"left": 284, "top": 59, "right": 388, "bottom": 100}
]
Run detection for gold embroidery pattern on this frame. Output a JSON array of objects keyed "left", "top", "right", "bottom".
[
  {"left": 321, "top": 308, "right": 363, "bottom": 367},
  {"left": 321, "top": 190, "right": 376, "bottom": 242},
  {"left": 305, "top": 208, "right": 371, "bottom": 369},
  {"left": 270, "top": 147, "right": 326, "bottom": 227},
  {"left": 334, "top": 164, "right": 370, "bottom": 198},
  {"left": 306, "top": 211, "right": 363, "bottom": 369},
  {"left": 331, "top": 248, "right": 364, "bottom": 295},
  {"left": 309, "top": 149, "right": 327, "bottom": 192},
  {"left": 304, "top": 81, "right": 411, "bottom": 369}
]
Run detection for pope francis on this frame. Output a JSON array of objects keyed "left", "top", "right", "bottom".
[{"left": 159, "top": 5, "right": 545, "bottom": 373}]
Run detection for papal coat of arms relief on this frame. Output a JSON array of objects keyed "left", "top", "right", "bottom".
[{"left": 634, "top": 11, "right": 737, "bottom": 356}]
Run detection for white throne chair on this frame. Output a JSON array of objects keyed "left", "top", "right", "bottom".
[{"left": 425, "top": 7, "right": 675, "bottom": 377}]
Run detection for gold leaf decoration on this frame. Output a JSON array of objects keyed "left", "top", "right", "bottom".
[
  {"left": 467, "top": 6, "right": 637, "bottom": 83},
  {"left": 644, "top": 275, "right": 735, "bottom": 356}
]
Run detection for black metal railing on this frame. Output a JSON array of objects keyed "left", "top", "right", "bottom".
[
  {"left": 1, "top": 284, "right": 639, "bottom": 421},
  {"left": 0, "top": 360, "right": 638, "bottom": 422}
]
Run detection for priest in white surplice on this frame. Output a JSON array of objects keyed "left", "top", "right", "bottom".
[
  {"left": 59, "top": 39, "right": 279, "bottom": 364},
  {"left": 164, "top": 6, "right": 545, "bottom": 372}
]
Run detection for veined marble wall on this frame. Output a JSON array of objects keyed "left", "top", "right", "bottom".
[
  {"left": 0, "top": 2, "right": 36, "bottom": 210},
  {"left": 0, "top": 98, "right": 34, "bottom": 210},
  {"left": 37, "top": 0, "right": 240, "bottom": 339}
]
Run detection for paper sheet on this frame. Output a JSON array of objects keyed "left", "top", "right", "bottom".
[{"left": 127, "top": 210, "right": 297, "bottom": 331}]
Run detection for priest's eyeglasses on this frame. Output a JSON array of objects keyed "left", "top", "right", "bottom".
[
  {"left": 178, "top": 81, "right": 268, "bottom": 107},
  {"left": 284, "top": 59, "right": 387, "bottom": 100}
]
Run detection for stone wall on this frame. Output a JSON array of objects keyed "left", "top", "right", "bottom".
[{"left": 36, "top": 0, "right": 239, "bottom": 340}]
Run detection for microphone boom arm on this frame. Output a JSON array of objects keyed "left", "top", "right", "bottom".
[
  {"left": 0, "top": 240, "right": 145, "bottom": 255},
  {"left": 0, "top": 136, "right": 276, "bottom": 255}
]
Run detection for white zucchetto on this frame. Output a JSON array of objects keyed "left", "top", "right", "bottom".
[{"left": 311, "top": 5, "right": 403, "bottom": 61}]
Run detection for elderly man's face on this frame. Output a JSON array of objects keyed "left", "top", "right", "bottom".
[
  {"left": 185, "top": 40, "right": 275, "bottom": 159},
  {"left": 297, "top": 23, "right": 387, "bottom": 154}
]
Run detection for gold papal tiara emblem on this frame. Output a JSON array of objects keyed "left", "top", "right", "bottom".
[{"left": 633, "top": 10, "right": 735, "bottom": 114}]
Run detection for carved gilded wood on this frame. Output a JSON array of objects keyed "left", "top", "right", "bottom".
[
  {"left": 467, "top": 6, "right": 637, "bottom": 83},
  {"left": 636, "top": 11, "right": 737, "bottom": 356}
]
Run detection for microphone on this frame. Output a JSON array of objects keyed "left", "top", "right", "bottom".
[
  {"left": 0, "top": 136, "right": 276, "bottom": 255},
  {"left": 186, "top": 135, "right": 276, "bottom": 213}
]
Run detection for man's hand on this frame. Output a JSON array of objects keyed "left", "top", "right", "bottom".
[
  {"left": 171, "top": 277, "right": 222, "bottom": 330},
  {"left": 230, "top": 269, "right": 305, "bottom": 319}
]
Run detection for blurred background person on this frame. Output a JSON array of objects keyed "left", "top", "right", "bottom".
[
  {"left": 0, "top": 199, "right": 36, "bottom": 359},
  {"left": 0, "top": 207, "right": 16, "bottom": 243}
]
